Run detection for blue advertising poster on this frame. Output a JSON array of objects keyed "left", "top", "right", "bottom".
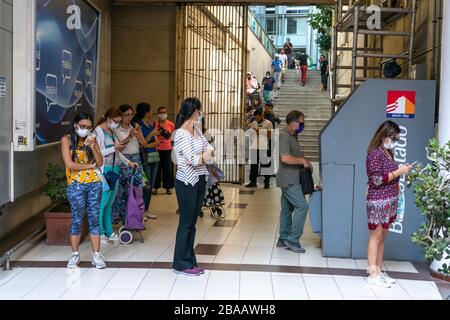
[{"left": 36, "top": 0, "right": 99, "bottom": 145}]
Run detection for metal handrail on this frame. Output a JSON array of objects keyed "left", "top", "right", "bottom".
[{"left": 0, "top": 226, "right": 46, "bottom": 271}]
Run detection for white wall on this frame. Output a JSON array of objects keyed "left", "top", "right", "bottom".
[{"left": 247, "top": 29, "right": 274, "bottom": 84}]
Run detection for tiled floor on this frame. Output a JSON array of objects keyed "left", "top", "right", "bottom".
[{"left": 2, "top": 183, "right": 446, "bottom": 300}]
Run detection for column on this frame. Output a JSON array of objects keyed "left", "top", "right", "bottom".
[{"left": 438, "top": 0, "right": 450, "bottom": 145}]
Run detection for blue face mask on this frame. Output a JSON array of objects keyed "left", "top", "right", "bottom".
[{"left": 296, "top": 123, "right": 305, "bottom": 135}]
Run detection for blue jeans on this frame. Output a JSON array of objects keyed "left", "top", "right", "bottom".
[
  {"left": 143, "top": 162, "right": 158, "bottom": 211},
  {"left": 279, "top": 184, "right": 309, "bottom": 244},
  {"left": 67, "top": 182, "right": 103, "bottom": 236}
]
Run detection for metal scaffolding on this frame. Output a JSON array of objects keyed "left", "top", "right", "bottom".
[{"left": 331, "top": 0, "right": 418, "bottom": 107}]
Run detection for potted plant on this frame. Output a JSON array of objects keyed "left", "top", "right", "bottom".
[
  {"left": 44, "top": 164, "right": 88, "bottom": 246},
  {"left": 408, "top": 138, "right": 450, "bottom": 281}
]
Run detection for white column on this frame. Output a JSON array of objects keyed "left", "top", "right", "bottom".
[{"left": 438, "top": 0, "right": 450, "bottom": 145}]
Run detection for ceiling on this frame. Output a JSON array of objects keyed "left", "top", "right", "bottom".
[{"left": 110, "top": 0, "right": 336, "bottom": 5}]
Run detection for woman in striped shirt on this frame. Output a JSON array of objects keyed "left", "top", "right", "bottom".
[{"left": 173, "top": 98, "right": 214, "bottom": 277}]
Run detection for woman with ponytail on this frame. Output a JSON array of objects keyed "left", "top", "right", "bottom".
[
  {"left": 61, "top": 112, "right": 106, "bottom": 269},
  {"left": 172, "top": 98, "right": 214, "bottom": 277}
]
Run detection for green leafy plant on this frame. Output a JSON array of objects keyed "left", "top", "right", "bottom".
[
  {"left": 407, "top": 139, "right": 450, "bottom": 275},
  {"left": 307, "top": 6, "right": 333, "bottom": 53},
  {"left": 45, "top": 164, "right": 70, "bottom": 212}
]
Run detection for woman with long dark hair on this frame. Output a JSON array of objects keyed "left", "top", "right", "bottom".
[
  {"left": 366, "top": 120, "right": 413, "bottom": 287},
  {"left": 94, "top": 108, "right": 136, "bottom": 245},
  {"left": 173, "top": 98, "right": 214, "bottom": 276},
  {"left": 61, "top": 112, "right": 106, "bottom": 269},
  {"left": 133, "top": 103, "right": 160, "bottom": 220}
]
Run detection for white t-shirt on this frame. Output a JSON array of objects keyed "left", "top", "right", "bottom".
[
  {"left": 279, "top": 54, "right": 288, "bottom": 68},
  {"left": 249, "top": 119, "right": 273, "bottom": 150},
  {"left": 116, "top": 125, "right": 140, "bottom": 155}
]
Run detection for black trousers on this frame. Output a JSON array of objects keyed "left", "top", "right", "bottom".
[
  {"left": 249, "top": 148, "right": 272, "bottom": 185},
  {"left": 154, "top": 150, "right": 174, "bottom": 190},
  {"left": 173, "top": 175, "right": 206, "bottom": 271}
]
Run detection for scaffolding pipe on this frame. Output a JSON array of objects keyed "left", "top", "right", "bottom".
[
  {"left": 351, "top": 5, "right": 359, "bottom": 91},
  {"left": 408, "top": 0, "right": 418, "bottom": 79}
]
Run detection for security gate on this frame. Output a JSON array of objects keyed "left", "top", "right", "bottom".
[{"left": 176, "top": 5, "right": 248, "bottom": 183}]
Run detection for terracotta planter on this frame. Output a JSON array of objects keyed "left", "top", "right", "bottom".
[{"left": 44, "top": 206, "right": 89, "bottom": 246}]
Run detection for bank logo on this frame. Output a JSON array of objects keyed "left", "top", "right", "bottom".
[{"left": 387, "top": 91, "right": 416, "bottom": 119}]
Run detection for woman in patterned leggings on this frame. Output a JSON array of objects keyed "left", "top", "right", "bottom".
[
  {"left": 365, "top": 121, "right": 413, "bottom": 287},
  {"left": 61, "top": 112, "right": 106, "bottom": 269}
]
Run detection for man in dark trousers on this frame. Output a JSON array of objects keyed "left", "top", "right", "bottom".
[
  {"left": 298, "top": 50, "right": 309, "bottom": 86},
  {"left": 283, "top": 38, "right": 294, "bottom": 69},
  {"left": 320, "top": 55, "right": 329, "bottom": 91}
]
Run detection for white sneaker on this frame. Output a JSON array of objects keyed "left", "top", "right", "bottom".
[
  {"left": 101, "top": 235, "right": 112, "bottom": 245},
  {"left": 381, "top": 272, "right": 396, "bottom": 284},
  {"left": 92, "top": 252, "right": 107, "bottom": 269},
  {"left": 146, "top": 212, "right": 157, "bottom": 220},
  {"left": 367, "top": 274, "right": 392, "bottom": 288},
  {"left": 108, "top": 232, "right": 119, "bottom": 242},
  {"left": 67, "top": 253, "right": 80, "bottom": 269}
]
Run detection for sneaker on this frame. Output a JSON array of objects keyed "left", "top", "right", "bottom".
[
  {"left": 166, "top": 189, "right": 173, "bottom": 195},
  {"left": 381, "top": 272, "right": 396, "bottom": 284},
  {"left": 91, "top": 252, "right": 107, "bottom": 269},
  {"left": 109, "top": 232, "right": 119, "bottom": 242},
  {"left": 285, "top": 240, "right": 306, "bottom": 253},
  {"left": 174, "top": 268, "right": 202, "bottom": 277},
  {"left": 146, "top": 212, "right": 157, "bottom": 220},
  {"left": 245, "top": 182, "right": 257, "bottom": 188},
  {"left": 193, "top": 267, "right": 205, "bottom": 274},
  {"left": 276, "top": 239, "right": 288, "bottom": 248},
  {"left": 199, "top": 210, "right": 204, "bottom": 218},
  {"left": 67, "top": 253, "right": 80, "bottom": 269},
  {"left": 152, "top": 189, "right": 158, "bottom": 195},
  {"left": 367, "top": 274, "right": 391, "bottom": 288},
  {"left": 101, "top": 235, "right": 113, "bottom": 245}
]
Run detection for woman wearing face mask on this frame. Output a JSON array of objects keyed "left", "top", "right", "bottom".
[
  {"left": 94, "top": 108, "right": 136, "bottom": 245},
  {"left": 366, "top": 120, "right": 413, "bottom": 288},
  {"left": 133, "top": 103, "right": 160, "bottom": 220},
  {"left": 153, "top": 106, "right": 175, "bottom": 196},
  {"left": 112, "top": 104, "right": 147, "bottom": 223},
  {"left": 173, "top": 98, "right": 214, "bottom": 276},
  {"left": 61, "top": 112, "right": 106, "bottom": 269}
]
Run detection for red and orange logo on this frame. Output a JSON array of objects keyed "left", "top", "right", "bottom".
[{"left": 387, "top": 91, "right": 416, "bottom": 119}]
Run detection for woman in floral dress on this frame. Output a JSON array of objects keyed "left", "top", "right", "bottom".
[{"left": 366, "top": 120, "right": 412, "bottom": 288}]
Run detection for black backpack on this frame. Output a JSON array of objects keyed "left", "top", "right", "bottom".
[{"left": 383, "top": 59, "right": 402, "bottom": 78}]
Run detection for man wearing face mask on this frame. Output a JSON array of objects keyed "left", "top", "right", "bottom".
[
  {"left": 276, "top": 111, "right": 311, "bottom": 253},
  {"left": 153, "top": 107, "right": 176, "bottom": 195},
  {"left": 246, "top": 109, "right": 274, "bottom": 189}
]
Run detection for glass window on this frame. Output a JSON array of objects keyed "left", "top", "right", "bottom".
[
  {"left": 266, "top": 18, "right": 275, "bottom": 35},
  {"left": 297, "top": 18, "right": 308, "bottom": 36},
  {"left": 287, "top": 17, "right": 297, "bottom": 34}
]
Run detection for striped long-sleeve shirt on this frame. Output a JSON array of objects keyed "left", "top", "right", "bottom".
[{"left": 174, "top": 128, "right": 211, "bottom": 186}]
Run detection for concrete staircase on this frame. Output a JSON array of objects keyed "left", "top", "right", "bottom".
[{"left": 273, "top": 69, "right": 332, "bottom": 162}]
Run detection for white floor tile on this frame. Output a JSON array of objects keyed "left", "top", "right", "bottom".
[
  {"left": 270, "top": 258, "right": 299, "bottom": 266},
  {"left": 59, "top": 287, "right": 103, "bottom": 300},
  {"left": 214, "top": 245, "right": 247, "bottom": 264},
  {"left": 327, "top": 258, "right": 358, "bottom": 270},
  {"left": 71, "top": 268, "right": 119, "bottom": 289},
  {"left": 383, "top": 261, "right": 418, "bottom": 273},
  {"left": 240, "top": 272, "right": 273, "bottom": 294},
  {"left": 397, "top": 279, "right": 443, "bottom": 300},
  {"left": 272, "top": 275, "right": 309, "bottom": 300},
  {"left": 96, "top": 288, "right": 136, "bottom": 300},
  {"left": 133, "top": 289, "right": 171, "bottom": 300},
  {"left": 370, "top": 282, "right": 411, "bottom": 299},
  {"left": 204, "top": 291, "right": 240, "bottom": 300},
  {"left": 0, "top": 268, "right": 23, "bottom": 287},
  {"left": 199, "top": 227, "right": 233, "bottom": 245},
  {"left": 169, "top": 272, "right": 210, "bottom": 300},
  {"left": 206, "top": 271, "right": 240, "bottom": 293},
  {"left": 105, "top": 269, "right": 148, "bottom": 289},
  {"left": 239, "top": 291, "right": 274, "bottom": 300},
  {"left": 303, "top": 275, "right": 343, "bottom": 299},
  {"left": 333, "top": 276, "right": 377, "bottom": 298},
  {"left": 242, "top": 246, "right": 273, "bottom": 265},
  {"left": 139, "top": 269, "right": 178, "bottom": 291}
]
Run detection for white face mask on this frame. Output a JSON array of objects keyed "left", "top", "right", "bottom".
[
  {"left": 108, "top": 121, "right": 119, "bottom": 130},
  {"left": 384, "top": 139, "right": 397, "bottom": 150},
  {"left": 76, "top": 126, "right": 90, "bottom": 138},
  {"left": 159, "top": 114, "right": 168, "bottom": 121}
]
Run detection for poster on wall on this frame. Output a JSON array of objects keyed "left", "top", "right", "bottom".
[{"left": 36, "top": 0, "right": 99, "bottom": 145}]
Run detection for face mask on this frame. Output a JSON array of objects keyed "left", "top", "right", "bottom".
[
  {"left": 108, "top": 121, "right": 119, "bottom": 130},
  {"left": 76, "top": 126, "right": 90, "bottom": 138},
  {"left": 295, "top": 124, "right": 305, "bottom": 135},
  {"left": 384, "top": 139, "right": 397, "bottom": 150},
  {"left": 159, "top": 114, "right": 168, "bottom": 121}
]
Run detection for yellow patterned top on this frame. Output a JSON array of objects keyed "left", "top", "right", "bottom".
[{"left": 66, "top": 138, "right": 101, "bottom": 185}]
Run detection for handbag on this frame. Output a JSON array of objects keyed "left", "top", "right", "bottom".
[
  {"left": 104, "top": 140, "right": 120, "bottom": 190},
  {"left": 147, "top": 151, "right": 160, "bottom": 164},
  {"left": 299, "top": 166, "right": 314, "bottom": 195},
  {"left": 139, "top": 147, "right": 148, "bottom": 165}
]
